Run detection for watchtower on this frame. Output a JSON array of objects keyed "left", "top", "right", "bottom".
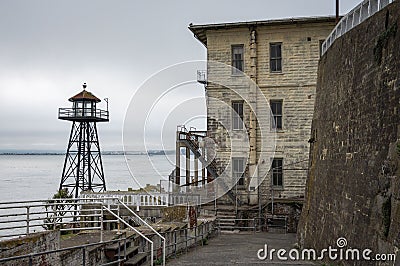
[{"left": 58, "top": 83, "right": 109, "bottom": 198}]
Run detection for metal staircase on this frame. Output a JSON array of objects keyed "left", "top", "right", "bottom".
[{"left": 178, "top": 130, "right": 240, "bottom": 205}]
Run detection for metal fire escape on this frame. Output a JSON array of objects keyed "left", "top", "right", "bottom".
[{"left": 175, "top": 126, "right": 239, "bottom": 204}]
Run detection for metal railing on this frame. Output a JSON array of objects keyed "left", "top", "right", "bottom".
[
  {"left": 266, "top": 216, "right": 288, "bottom": 232},
  {"left": 322, "top": 0, "right": 396, "bottom": 55},
  {"left": 0, "top": 198, "right": 109, "bottom": 239},
  {"left": 80, "top": 192, "right": 201, "bottom": 207},
  {"left": 58, "top": 107, "right": 109, "bottom": 121},
  {"left": 217, "top": 217, "right": 267, "bottom": 232},
  {"left": 117, "top": 201, "right": 165, "bottom": 265},
  {"left": 0, "top": 197, "right": 166, "bottom": 266},
  {"left": 162, "top": 221, "right": 217, "bottom": 258},
  {"left": 216, "top": 217, "right": 288, "bottom": 233},
  {"left": 102, "top": 205, "right": 155, "bottom": 265}
]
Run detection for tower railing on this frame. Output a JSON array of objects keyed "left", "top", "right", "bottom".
[
  {"left": 321, "top": 0, "right": 396, "bottom": 55},
  {"left": 58, "top": 107, "right": 109, "bottom": 121}
]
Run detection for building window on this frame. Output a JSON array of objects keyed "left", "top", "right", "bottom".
[
  {"left": 270, "top": 100, "right": 282, "bottom": 130},
  {"left": 232, "top": 45, "right": 244, "bottom": 75},
  {"left": 270, "top": 43, "right": 282, "bottom": 72},
  {"left": 233, "top": 158, "right": 245, "bottom": 186},
  {"left": 272, "top": 158, "right": 283, "bottom": 187},
  {"left": 232, "top": 101, "right": 244, "bottom": 130}
]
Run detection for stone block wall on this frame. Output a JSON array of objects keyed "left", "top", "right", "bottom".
[
  {"left": 204, "top": 20, "right": 335, "bottom": 202},
  {"left": 298, "top": 2, "right": 400, "bottom": 265}
]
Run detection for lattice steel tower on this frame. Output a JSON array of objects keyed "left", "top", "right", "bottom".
[{"left": 58, "top": 83, "right": 109, "bottom": 198}]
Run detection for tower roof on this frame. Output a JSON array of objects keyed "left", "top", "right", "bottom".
[{"left": 69, "top": 90, "right": 101, "bottom": 102}]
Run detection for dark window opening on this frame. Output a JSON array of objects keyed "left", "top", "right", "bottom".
[
  {"left": 270, "top": 100, "right": 283, "bottom": 130},
  {"left": 232, "top": 101, "right": 244, "bottom": 130},
  {"left": 272, "top": 158, "right": 283, "bottom": 187},
  {"left": 233, "top": 158, "right": 245, "bottom": 186},
  {"left": 270, "top": 43, "right": 282, "bottom": 72},
  {"left": 232, "top": 45, "right": 244, "bottom": 75}
]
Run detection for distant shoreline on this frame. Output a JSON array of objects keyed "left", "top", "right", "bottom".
[{"left": 0, "top": 150, "right": 175, "bottom": 156}]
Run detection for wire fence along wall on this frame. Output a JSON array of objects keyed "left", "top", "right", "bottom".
[{"left": 322, "top": 0, "right": 396, "bottom": 55}]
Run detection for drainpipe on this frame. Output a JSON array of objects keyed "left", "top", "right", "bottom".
[
  {"left": 336, "top": 0, "right": 340, "bottom": 24},
  {"left": 249, "top": 28, "right": 259, "bottom": 215}
]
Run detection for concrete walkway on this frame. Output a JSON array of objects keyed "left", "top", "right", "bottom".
[{"left": 167, "top": 232, "right": 318, "bottom": 265}]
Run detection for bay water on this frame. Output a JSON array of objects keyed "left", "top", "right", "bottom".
[{"left": 0, "top": 154, "right": 174, "bottom": 202}]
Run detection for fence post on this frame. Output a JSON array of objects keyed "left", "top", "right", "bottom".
[
  {"left": 124, "top": 238, "right": 127, "bottom": 259},
  {"left": 100, "top": 206, "right": 104, "bottom": 242},
  {"left": 194, "top": 225, "right": 197, "bottom": 246},
  {"left": 26, "top": 206, "right": 30, "bottom": 235},
  {"left": 53, "top": 202, "right": 57, "bottom": 230},
  {"left": 117, "top": 203, "right": 120, "bottom": 234},
  {"left": 82, "top": 247, "right": 86, "bottom": 266},
  {"left": 29, "top": 255, "right": 33, "bottom": 266},
  {"left": 201, "top": 224, "right": 204, "bottom": 246},
  {"left": 174, "top": 230, "right": 177, "bottom": 258},
  {"left": 117, "top": 240, "right": 121, "bottom": 261},
  {"left": 185, "top": 229, "right": 188, "bottom": 253},
  {"left": 285, "top": 217, "right": 288, "bottom": 234}
]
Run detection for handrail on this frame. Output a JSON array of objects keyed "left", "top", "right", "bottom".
[
  {"left": 102, "top": 205, "right": 154, "bottom": 266},
  {"left": 117, "top": 200, "right": 166, "bottom": 266},
  {"left": 81, "top": 191, "right": 201, "bottom": 207},
  {"left": 0, "top": 197, "right": 164, "bottom": 265},
  {"left": 322, "top": 0, "right": 396, "bottom": 55},
  {"left": 217, "top": 217, "right": 267, "bottom": 232}
]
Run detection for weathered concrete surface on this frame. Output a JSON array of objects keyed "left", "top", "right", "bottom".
[
  {"left": 0, "top": 230, "right": 59, "bottom": 265},
  {"left": 298, "top": 2, "right": 400, "bottom": 266},
  {"left": 167, "top": 232, "right": 317, "bottom": 265}
]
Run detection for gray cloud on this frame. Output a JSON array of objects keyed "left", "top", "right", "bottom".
[{"left": 0, "top": 0, "right": 361, "bottom": 151}]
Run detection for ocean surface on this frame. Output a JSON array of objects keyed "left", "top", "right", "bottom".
[{"left": 0, "top": 154, "right": 175, "bottom": 202}]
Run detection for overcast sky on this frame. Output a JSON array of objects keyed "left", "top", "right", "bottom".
[{"left": 0, "top": 0, "right": 362, "bottom": 152}]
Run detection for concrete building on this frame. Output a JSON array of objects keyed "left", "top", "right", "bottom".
[{"left": 187, "top": 17, "right": 337, "bottom": 219}]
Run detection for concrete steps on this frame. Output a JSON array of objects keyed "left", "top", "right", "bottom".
[
  {"left": 217, "top": 208, "right": 237, "bottom": 232},
  {"left": 104, "top": 235, "right": 147, "bottom": 266},
  {"left": 124, "top": 253, "right": 147, "bottom": 266}
]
